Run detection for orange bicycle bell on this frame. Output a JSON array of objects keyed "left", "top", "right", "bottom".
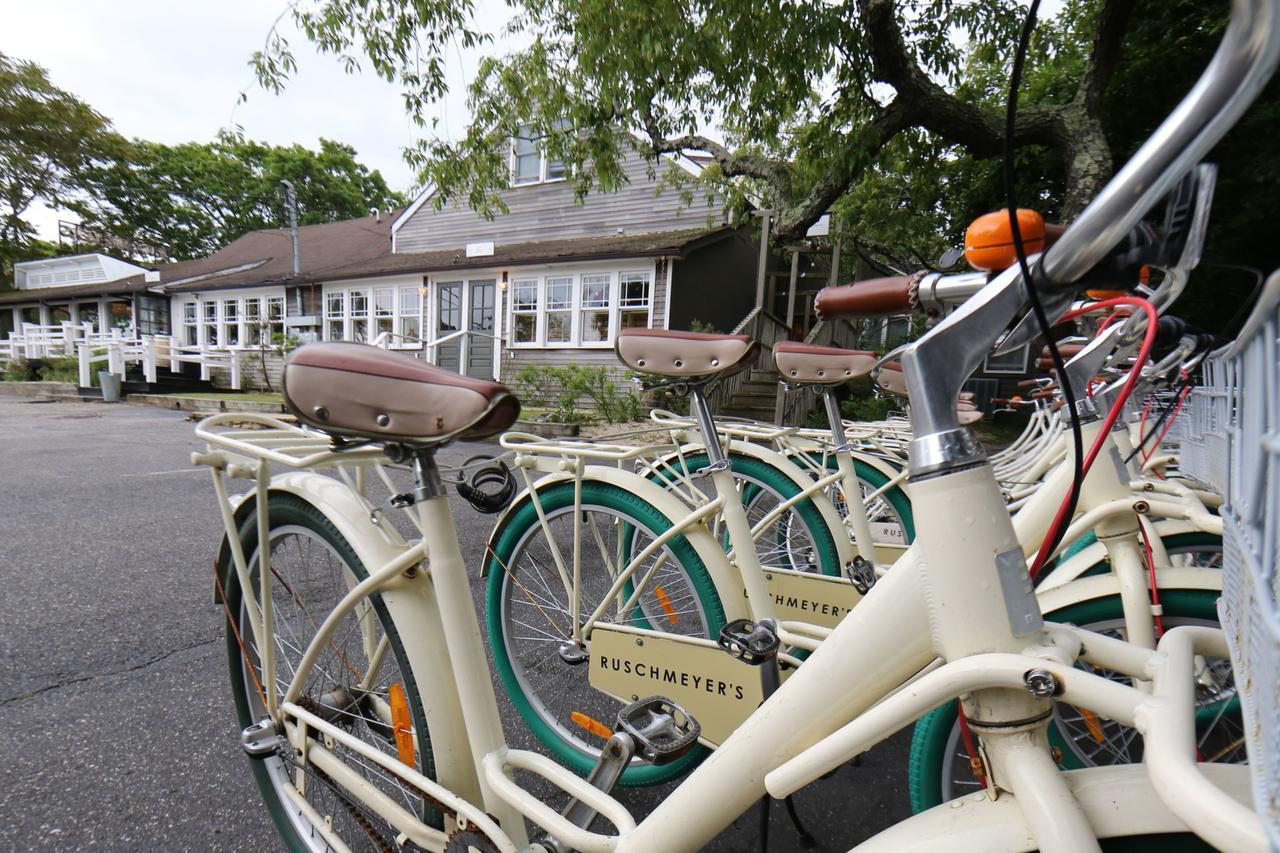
[{"left": 964, "top": 209, "right": 1047, "bottom": 271}]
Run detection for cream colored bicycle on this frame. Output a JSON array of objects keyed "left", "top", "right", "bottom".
[{"left": 193, "top": 4, "right": 1278, "bottom": 849}]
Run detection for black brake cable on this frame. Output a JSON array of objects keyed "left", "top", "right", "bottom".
[
  {"left": 1124, "top": 371, "right": 1195, "bottom": 463},
  {"left": 1003, "top": 0, "right": 1085, "bottom": 566}
]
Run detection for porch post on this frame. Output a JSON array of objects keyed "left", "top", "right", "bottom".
[
  {"left": 78, "top": 343, "right": 90, "bottom": 388},
  {"left": 785, "top": 248, "right": 800, "bottom": 330},
  {"left": 754, "top": 209, "right": 772, "bottom": 312}
]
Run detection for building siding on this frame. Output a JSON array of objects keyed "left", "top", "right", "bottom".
[{"left": 395, "top": 147, "right": 727, "bottom": 253}]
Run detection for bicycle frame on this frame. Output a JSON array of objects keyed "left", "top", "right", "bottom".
[
  {"left": 196, "top": 0, "right": 1280, "bottom": 845},
  {"left": 195, "top": 416, "right": 1262, "bottom": 851}
]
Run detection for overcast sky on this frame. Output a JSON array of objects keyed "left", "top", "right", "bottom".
[{"left": 1, "top": 0, "right": 515, "bottom": 238}]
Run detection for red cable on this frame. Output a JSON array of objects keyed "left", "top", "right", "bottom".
[
  {"left": 1030, "top": 296, "right": 1160, "bottom": 580},
  {"left": 956, "top": 707, "right": 987, "bottom": 787},
  {"left": 1097, "top": 308, "right": 1132, "bottom": 333},
  {"left": 1138, "top": 520, "right": 1165, "bottom": 637}
]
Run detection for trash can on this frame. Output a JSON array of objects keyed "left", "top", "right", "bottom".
[{"left": 98, "top": 371, "right": 123, "bottom": 403}]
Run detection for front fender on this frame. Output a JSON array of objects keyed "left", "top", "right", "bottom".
[
  {"left": 1039, "top": 518, "right": 1212, "bottom": 592},
  {"left": 213, "top": 470, "right": 410, "bottom": 602},
  {"left": 855, "top": 763, "right": 1252, "bottom": 852}
]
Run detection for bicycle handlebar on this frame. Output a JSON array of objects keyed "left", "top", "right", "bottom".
[{"left": 814, "top": 273, "right": 919, "bottom": 319}]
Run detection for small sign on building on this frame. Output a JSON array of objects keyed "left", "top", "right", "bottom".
[{"left": 466, "top": 241, "right": 495, "bottom": 258}]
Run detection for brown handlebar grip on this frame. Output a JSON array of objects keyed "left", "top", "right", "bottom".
[
  {"left": 1017, "top": 378, "right": 1044, "bottom": 389},
  {"left": 991, "top": 398, "right": 1011, "bottom": 405},
  {"left": 1043, "top": 223, "right": 1066, "bottom": 250},
  {"left": 1031, "top": 388, "right": 1057, "bottom": 399},
  {"left": 1040, "top": 342, "right": 1084, "bottom": 361},
  {"left": 815, "top": 274, "right": 917, "bottom": 319}
]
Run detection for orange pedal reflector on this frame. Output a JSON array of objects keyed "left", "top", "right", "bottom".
[
  {"left": 655, "top": 585, "right": 679, "bottom": 623},
  {"left": 1079, "top": 706, "right": 1106, "bottom": 743},
  {"left": 389, "top": 683, "right": 416, "bottom": 766},
  {"left": 570, "top": 711, "right": 613, "bottom": 740}
]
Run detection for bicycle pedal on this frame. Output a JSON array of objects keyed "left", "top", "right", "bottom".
[
  {"left": 717, "top": 618, "right": 780, "bottom": 664},
  {"left": 845, "top": 555, "right": 876, "bottom": 594},
  {"left": 615, "top": 696, "right": 700, "bottom": 764},
  {"left": 241, "top": 716, "right": 286, "bottom": 759}
]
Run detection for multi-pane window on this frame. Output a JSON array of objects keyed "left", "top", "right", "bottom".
[
  {"left": 580, "top": 274, "right": 611, "bottom": 343},
  {"left": 182, "top": 302, "right": 198, "bottom": 346},
  {"left": 398, "top": 287, "right": 421, "bottom": 340},
  {"left": 267, "top": 297, "right": 285, "bottom": 342},
  {"left": 545, "top": 277, "right": 573, "bottom": 343},
  {"left": 508, "top": 269, "right": 654, "bottom": 347},
  {"left": 326, "top": 292, "right": 345, "bottom": 341},
  {"left": 511, "top": 279, "right": 539, "bottom": 343},
  {"left": 349, "top": 290, "right": 369, "bottom": 342},
  {"left": 244, "top": 297, "right": 263, "bottom": 344},
  {"left": 203, "top": 300, "right": 219, "bottom": 346},
  {"left": 511, "top": 119, "right": 569, "bottom": 185},
  {"left": 619, "top": 272, "right": 651, "bottom": 330},
  {"left": 374, "top": 288, "right": 395, "bottom": 340},
  {"left": 221, "top": 299, "right": 240, "bottom": 346},
  {"left": 513, "top": 127, "right": 540, "bottom": 184}
]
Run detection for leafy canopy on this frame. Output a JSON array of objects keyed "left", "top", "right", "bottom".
[
  {"left": 0, "top": 52, "right": 115, "bottom": 283},
  {"left": 75, "top": 133, "right": 408, "bottom": 260}
]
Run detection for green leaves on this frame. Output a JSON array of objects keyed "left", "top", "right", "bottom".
[
  {"left": 0, "top": 52, "right": 116, "bottom": 285},
  {"left": 74, "top": 133, "right": 408, "bottom": 260}
]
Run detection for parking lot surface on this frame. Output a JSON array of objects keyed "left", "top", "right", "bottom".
[{"left": 0, "top": 399, "right": 911, "bottom": 851}]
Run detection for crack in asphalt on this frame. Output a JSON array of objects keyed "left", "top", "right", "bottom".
[{"left": 0, "top": 637, "right": 221, "bottom": 707}]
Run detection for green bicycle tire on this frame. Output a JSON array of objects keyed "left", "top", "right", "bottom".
[
  {"left": 222, "top": 492, "right": 441, "bottom": 848},
  {"left": 641, "top": 451, "right": 843, "bottom": 578},
  {"left": 485, "top": 480, "right": 726, "bottom": 786}
]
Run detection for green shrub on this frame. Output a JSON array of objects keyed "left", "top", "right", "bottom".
[
  {"left": 2, "top": 359, "right": 36, "bottom": 381},
  {"left": 688, "top": 318, "right": 721, "bottom": 334},
  {"left": 36, "top": 356, "right": 81, "bottom": 384},
  {"left": 512, "top": 364, "right": 646, "bottom": 424},
  {"left": 840, "top": 394, "right": 899, "bottom": 423}
]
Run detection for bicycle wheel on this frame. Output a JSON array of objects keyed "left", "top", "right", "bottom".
[
  {"left": 1049, "top": 531, "right": 1223, "bottom": 579},
  {"left": 908, "top": 588, "right": 1241, "bottom": 812},
  {"left": 812, "top": 454, "right": 915, "bottom": 548},
  {"left": 222, "top": 493, "right": 440, "bottom": 851},
  {"left": 646, "top": 452, "right": 843, "bottom": 577},
  {"left": 486, "top": 480, "right": 726, "bottom": 786}
]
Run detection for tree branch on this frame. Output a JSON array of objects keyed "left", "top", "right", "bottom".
[
  {"left": 1075, "top": 0, "right": 1137, "bottom": 113},
  {"left": 642, "top": 113, "right": 795, "bottom": 201},
  {"left": 771, "top": 99, "right": 913, "bottom": 239},
  {"left": 858, "top": 0, "right": 1062, "bottom": 156}
]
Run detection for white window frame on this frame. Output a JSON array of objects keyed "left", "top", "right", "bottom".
[
  {"left": 983, "top": 343, "right": 1031, "bottom": 375},
  {"left": 509, "top": 277, "right": 541, "bottom": 347},
  {"left": 509, "top": 121, "right": 569, "bottom": 187},
  {"left": 617, "top": 270, "right": 653, "bottom": 335},
  {"left": 322, "top": 283, "right": 423, "bottom": 349},
  {"left": 505, "top": 266, "right": 655, "bottom": 349}
]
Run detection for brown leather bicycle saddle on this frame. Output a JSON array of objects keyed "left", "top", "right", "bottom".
[
  {"left": 774, "top": 341, "right": 877, "bottom": 384},
  {"left": 283, "top": 342, "right": 520, "bottom": 443},
  {"left": 615, "top": 328, "right": 759, "bottom": 378}
]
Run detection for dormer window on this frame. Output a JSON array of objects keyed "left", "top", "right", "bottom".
[{"left": 511, "top": 121, "right": 567, "bottom": 185}]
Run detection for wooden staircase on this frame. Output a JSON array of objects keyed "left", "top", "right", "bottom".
[{"left": 720, "top": 367, "right": 781, "bottom": 420}]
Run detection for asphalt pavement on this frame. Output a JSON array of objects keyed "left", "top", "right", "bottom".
[{"left": 0, "top": 398, "right": 912, "bottom": 851}]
